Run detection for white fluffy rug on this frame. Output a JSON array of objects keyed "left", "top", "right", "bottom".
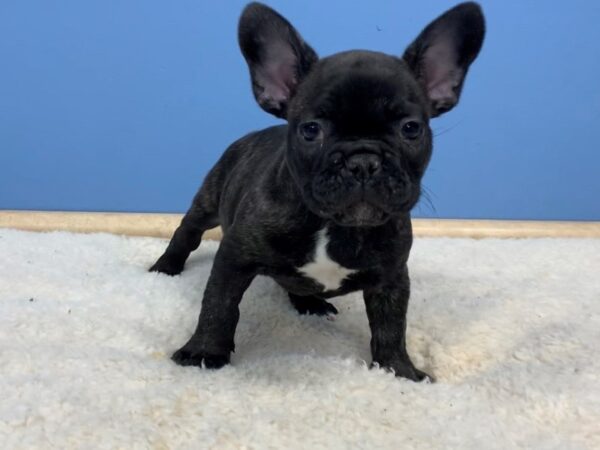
[{"left": 1, "top": 229, "right": 599, "bottom": 449}]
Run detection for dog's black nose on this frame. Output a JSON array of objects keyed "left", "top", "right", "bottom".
[{"left": 346, "top": 153, "right": 382, "bottom": 181}]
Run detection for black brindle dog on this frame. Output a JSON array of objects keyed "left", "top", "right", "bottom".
[{"left": 150, "top": 2, "right": 485, "bottom": 381}]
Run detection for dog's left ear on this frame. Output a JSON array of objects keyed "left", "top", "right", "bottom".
[
  {"left": 403, "top": 2, "right": 485, "bottom": 117},
  {"left": 239, "top": 2, "right": 318, "bottom": 119}
]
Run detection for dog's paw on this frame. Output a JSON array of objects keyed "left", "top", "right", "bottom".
[
  {"left": 149, "top": 254, "right": 185, "bottom": 276},
  {"left": 171, "top": 346, "right": 230, "bottom": 369},
  {"left": 409, "top": 367, "right": 435, "bottom": 383},
  {"left": 372, "top": 360, "right": 435, "bottom": 383},
  {"left": 289, "top": 294, "right": 338, "bottom": 317}
]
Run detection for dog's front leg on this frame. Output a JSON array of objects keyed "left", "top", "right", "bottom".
[
  {"left": 363, "top": 264, "right": 433, "bottom": 382},
  {"left": 171, "top": 241, "right": 257, "bottom": 369}
]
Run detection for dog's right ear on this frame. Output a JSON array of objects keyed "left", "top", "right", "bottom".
[{"left": 239, "top": 2, "right": 318, "bottom": 119}]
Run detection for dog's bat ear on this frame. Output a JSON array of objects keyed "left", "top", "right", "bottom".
[
  {"left": 403, "top": 2, "right": 485, "bottom": 117},
  {"left": 239, "top": 3, "right": 318, "bottom": 119}
]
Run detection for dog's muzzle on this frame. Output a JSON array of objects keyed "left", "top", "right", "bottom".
[{"left": 309, "top": 150, "right": 413, "bottom": 226}]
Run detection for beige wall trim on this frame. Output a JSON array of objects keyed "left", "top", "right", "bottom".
[{"left": 1, "top": 210, "right": 599, "bottom": 239}]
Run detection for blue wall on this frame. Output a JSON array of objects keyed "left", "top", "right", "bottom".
[{"left": 1, "top": 1, "right": 599, "bottom": 220}]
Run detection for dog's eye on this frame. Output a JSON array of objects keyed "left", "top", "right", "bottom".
[
  {"left": 299, "top": 121, "right": 322, "bottom": 142},
  {"left": 401, "top": 120, "right": 422, "bottom": 140}
]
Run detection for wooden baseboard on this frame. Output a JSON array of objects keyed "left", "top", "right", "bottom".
[
  {"left": 1, "top": 210, "right": 599, "bottom": 239},
  {"left": 0, "top": 210, "right": 220, "bottom": 240}
]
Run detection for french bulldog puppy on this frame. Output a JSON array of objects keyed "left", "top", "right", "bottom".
[{"left": 150, "top": 2, "right": 485, "bottom": 381}]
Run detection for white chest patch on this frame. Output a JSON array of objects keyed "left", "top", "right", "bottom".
[{"left": 297, "top": 228, "right": 357, "bottom": 292}]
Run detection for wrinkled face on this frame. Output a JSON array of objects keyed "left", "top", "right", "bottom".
[
  {"left": 238, "top": 2, "right": 484, "bottom": 227},
  {"left": 286, "top": 52, "right": 432, "bottom": 227}
]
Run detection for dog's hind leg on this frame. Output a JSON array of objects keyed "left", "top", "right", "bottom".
[
  {"left": 149, "top": 183, "right": 220, "bottom": 276},
  {"left": 288, "top": 293, "right": 338, "bottom": 316}
]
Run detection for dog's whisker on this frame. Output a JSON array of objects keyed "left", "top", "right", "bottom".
[
  {"left": 433, "top": 120, "right": 464, "bottom": 138},
  {"left": 415, "top": 186, "right": 437, "bottom": 215}
]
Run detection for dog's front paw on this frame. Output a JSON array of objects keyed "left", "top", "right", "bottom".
[
  {"left": 149, "top": 254, "right": 185, "bottom": 276},
  {"left": 171, "top": 345, "right": 230, "bottom": 369},
  {"left": 289, "top": 294, "right": 338, "bottom": 316},
  {"left": 372, "top": 360, "right": 434, "bottom": 383},
  {"left": 405, "top": 367, "right": 434, "bottom": 383}
]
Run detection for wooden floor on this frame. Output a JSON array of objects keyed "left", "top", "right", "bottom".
[{"left": 1, "top": 210, "right": 599, "bottom": 239}]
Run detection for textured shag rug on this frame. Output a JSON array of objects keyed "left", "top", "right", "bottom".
[{"left": 0, "top": 229, "right": 599, "bottom": 449}]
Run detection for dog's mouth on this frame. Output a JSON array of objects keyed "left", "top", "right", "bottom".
[
  {"left": 304, "top": 167, "right": 417, "bottom": 226},
  {"left": 331, "top": 201, "right": 390, "bottom": 227}
]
